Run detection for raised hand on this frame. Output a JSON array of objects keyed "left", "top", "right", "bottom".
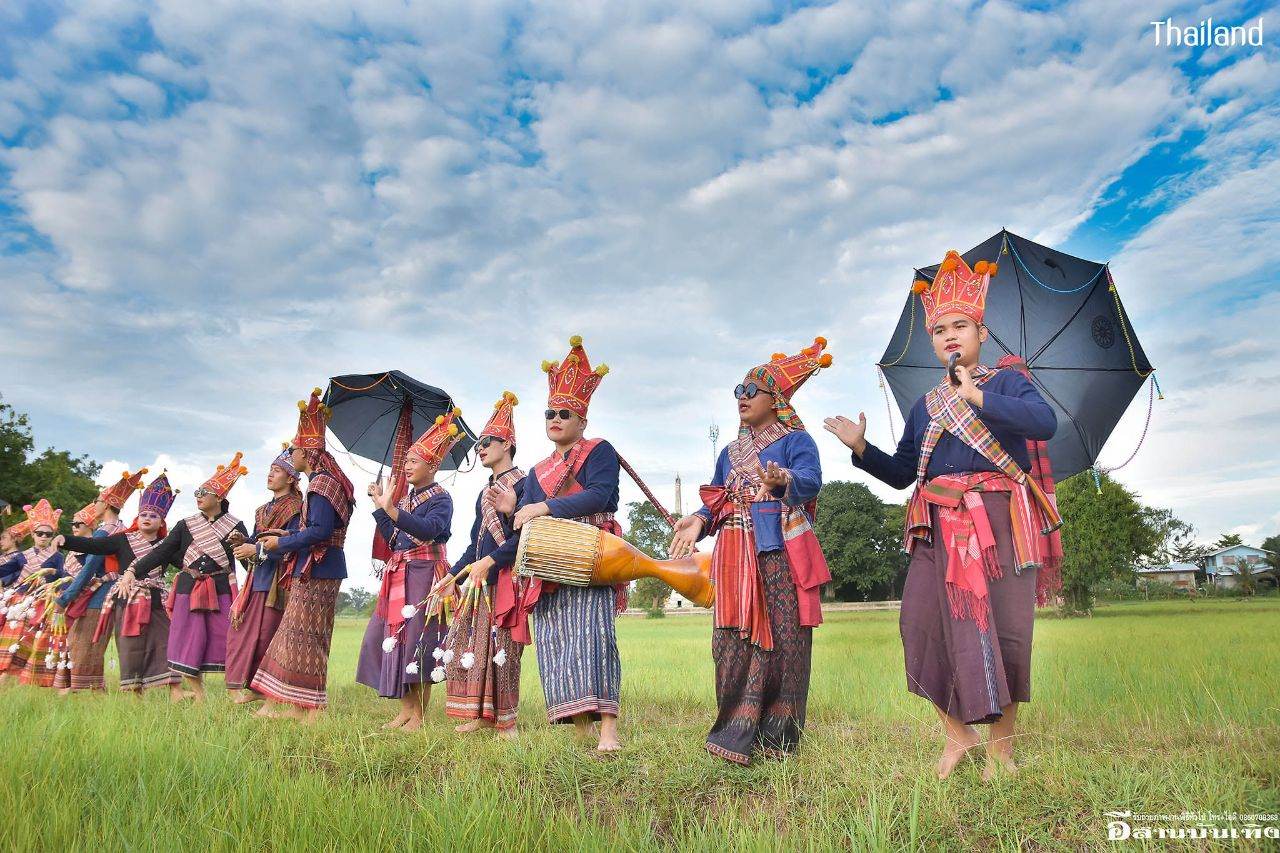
[
  {"left": 492, "top": 485, "right": 517, "bottom": 515},
  {"left": 953, "top": 364, "right": 983, "bottom": 407},
  {"left": 513, "top": 502, "right": 550, "bottom": 530},
  {"left": 757, "top": 461, "right": 791, "bottom": 490},
  {"left": 668, "top": 514, "right": 704, "bottom": 559},
  {"left": 824, "top": 413, "right": 868, "bottom": 456}
]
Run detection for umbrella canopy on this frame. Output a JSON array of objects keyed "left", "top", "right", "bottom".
[
  {"left": 878, "top": 230, "right": 1156, "bottom": 482},
  {"left": 322, "top": 371, "right": 476, "bottom": 472}
]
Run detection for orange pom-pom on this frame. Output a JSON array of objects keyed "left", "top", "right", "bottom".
[
  {"left": 912, "top": 279, "right": 929, "bottom": 294},
  {"left": 987, "top": 262, "right": 998, "bottom": 277},
  {"left": 771, "top": 353, "right": 786, "bottom": 362},
  {"left": 814, "top": 336, "right": 827, "bottom": 347},
  {"left": 974, "top": 260, "right": 989, "bottom": 275},
  {"left": 434, "top": 415, "right": 444, "bottom": 425},
  {"left": 940, "top": 258, "right": 958, "bottom": 273},
  {"left": 818, "top": 353, "right": 833, "bottom": 368}
]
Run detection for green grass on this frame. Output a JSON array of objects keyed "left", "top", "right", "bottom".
[{"left": 1, "top": 599, "right": 1277, "bottom": 851}]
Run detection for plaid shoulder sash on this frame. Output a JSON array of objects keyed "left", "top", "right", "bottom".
[
  {"left": 479, "top": 468, "right": 526, "bottom": 549},
  {"left": 181, "top": 513, "right": 240, "bottom": 573}
]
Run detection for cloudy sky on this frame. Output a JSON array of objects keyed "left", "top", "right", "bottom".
[{"left": 2, "top": 0, "right": 1276, "bottom": 589}]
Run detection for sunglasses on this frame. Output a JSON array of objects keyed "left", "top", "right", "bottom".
[
  {"left": 734, "top": 382, "right": 764, "bottom": 400},
  {"left": 33, "top": 530, "right": 54, "bottom": 537},
  {"left": 193, "top": 487, "right": 213, "bottom": 499},
  {"left": 544, "top": 409, "right": 576, "bottom": 421},
  {"left": 477, "top": 436, "right": 506, "bottom": 449}
]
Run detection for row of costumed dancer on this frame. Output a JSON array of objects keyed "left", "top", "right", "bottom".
[{"left": 2, "top": 249, "right": 1060, "bottom": 772}]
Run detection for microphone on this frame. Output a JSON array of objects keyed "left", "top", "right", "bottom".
[{"left": 948, "top": 352, "right": 960, "bottom": 386}]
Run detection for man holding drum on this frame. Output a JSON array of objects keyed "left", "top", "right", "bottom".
[{"left": 487, "top": 335, "right": 625, "bottom": 753}]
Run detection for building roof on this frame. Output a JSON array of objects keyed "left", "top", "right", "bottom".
[
  {"left": 1204, "top": 544, "right": 1273, "bottom": 558},
  {"left": 1137, "top": 562, "right": 1199, "bottom": 574}
]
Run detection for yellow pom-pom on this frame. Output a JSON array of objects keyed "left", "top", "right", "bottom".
[
  {"left": 595, "top": 364, "right": 609, "bottom": 376},
  {"left": 312, "top": 387, "right": 322, "bottom": 397},
  {"left": 541, "top": 360, "right": 554, "bottom": 373},
  {"left": 448, "top": 425, "right": 458, "bottom": 437},
  {"left": 814, "top": 336, "right": 827, "bottom": 347},
  {"left": 912, "top": 279, "right": 929, "bottom": 294},
  {"left": 281, "top": 441, "right": 289, "bottom": 450},
  {"left": 138, "top": 467, "right": 149, "bottom": 476},
  {"left": 435, "top": 415, "right": 444, "bottom": 425},
  {"left": 819, "top": 353, "right": 833, "bottom": 368},
  {"left": 216, "top": 465, "right": 226, "bottom": 472},
  {"left": 239, "top": 467, "right": 249, "bottom": 475},
  {"left": 569, "top": 334, "right": 583, "bottom": 347},
  {"left": 297, "top": 400, "right": 307, "bottom": 411},
  {"left": 452, "top": 408, "right": 462, "bottom": 418}
]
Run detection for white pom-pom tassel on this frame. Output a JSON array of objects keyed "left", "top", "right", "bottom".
[
  {"left": 8, "top": 644, "right": 18, "bottom": 653},
  {"left": 430, "top": 665, "right": 446, "bottom": 683},
  {"left": 381, "top": 636, "right": 398, "bottom": 653},
  {"left": 460, "top": 651, "right": 475, "bottom": 670},
  {"left": 431, "top": 646, "right": 444, "bottom": 661},
  {"left": 400, "top": 604, "right": 417, "bottom": 619},
  {"left": 34, "top": 630, "right": 43, "bottom": 639},
  {"left": 405, "top": 661, "right": 420, "bottom": 676},
  {"left": 494, "top": 649, "right": 508, "bottom": 667},
  {"left": 441, "top": 649, "right": 454, "bottom": 664}
]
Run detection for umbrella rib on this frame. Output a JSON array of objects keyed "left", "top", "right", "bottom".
[
  {"left": 1021, "top": 369, "right": 1092, "bottom": 470},
  {"left": 1026, "top": 269, "right": 1106, "bottom": 366}
]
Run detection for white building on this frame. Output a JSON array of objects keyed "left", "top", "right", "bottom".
[{"left": 1203, "top": 544, "right": 1274, "bottom": 589}]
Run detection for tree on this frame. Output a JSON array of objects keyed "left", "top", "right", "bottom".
[
  {"left": 623, "top": 501, "right": 672, "bottom": 614},
  {"left": 814, "top": 481, "right": 907, "bottom": 601},
  {"left": 1262, "top": 535, "right": 1280, "bottom": 572},
  {"left": 1056, "top": 470, "right": 1165, "bottom": 615},
  {"left": 1233, "top": 557, "right": 1258, "bottom": 596},
  {"left": 337, "top": 586, "right": 376, "bottom": 616},
  {"left": 1213, "top": 533, "right": 1244, "bottom": 550},
  {"left": 0, "top": 396, "right": 101, "bottom": 534}
]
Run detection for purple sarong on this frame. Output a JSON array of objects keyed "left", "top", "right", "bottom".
[
  {"left": 355, "top": 560, "right": 447, "bottom": 698},
  {"left": 167, "top": 592, "right": 232, "bottom": 676}
]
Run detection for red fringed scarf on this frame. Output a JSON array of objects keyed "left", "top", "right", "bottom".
[
  {"left": 180, "top": 513, "right": 240, "bottom": 612},
  {"left": 699, "top": 421, "right": 830, "bottom": 650},
  {"left": 376, "top": 483, "right": 448, "bottom": 636},
  {"left": 482, "top": 467, "right": 527, "bottom": 634},
  {"left": 904, "top": 365, "right": 1064, "bottom": 629},
  {"left": 92, "top": 529, "right": 164, "bottom": 642}
]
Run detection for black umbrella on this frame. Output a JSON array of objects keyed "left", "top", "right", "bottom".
[
  {"left": 322, "top": 371, "right": 476, "bottom": 472},
  {"left": 878, "top": 229, "right": 1159, "bottom": 482}
]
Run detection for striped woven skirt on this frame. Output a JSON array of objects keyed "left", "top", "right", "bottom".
[
  {"left": 58, "top": 608, "right": 109, "bottom": 691},
  {"left": 706, "top": 550, "right": 813, "bottom": 765},
  {"left": 900, "top": 492, "right": 1037, "bottom": 725},
  {"left": 0, "top": 619, "right": 31, "bottom": 674},
  {"left": 116, "top": 599, "right": 181, "bottom": 691},
  {"left": 533, "top": 584, "right": 620, "bottom": 723},
  {"left": 250, "top": 578, "right": 340, "bottom": 709},
  {"left": 444, "top": 591, "right": 523, "bottom": 728},
  {"left": 19, "top": 630, "right": 59, "bottom": 688}
]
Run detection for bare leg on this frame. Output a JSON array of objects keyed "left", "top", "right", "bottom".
[
  {"left": 399, "top": 683, "right": 426, "bottom": 733},
  {"left": 169, "top": 681, "right": 185, "bottom": 703},
  {"left": 182, "top": 674, "right": 205, "bottom": 702},
  {"left": 934, "top": 707, "right": 981, "bottom": 779},
  {"left": 231, "top": 688, "right": 261, "bottom": 705},
  {"left": 983, "top": 703, "right": 1019, "bottom": 781},
  {"left": 58, "top": 687, "right": 72, "bottom": 696},
  {"left": 497, "top": 724, "right": 519, "bottom": 741},
  {"left": 597, "top": 713, "right": 621, "bottom": 752}
]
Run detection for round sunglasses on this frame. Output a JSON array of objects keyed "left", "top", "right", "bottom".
[{"left": 734, "top": 382, "right": 764, "bottom": 400}]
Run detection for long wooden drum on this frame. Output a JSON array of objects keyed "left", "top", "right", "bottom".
[{"left": 514, "top": 517, "right": 714, "bottom": 608}]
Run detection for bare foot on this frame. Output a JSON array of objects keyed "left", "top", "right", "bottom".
[
  {"left": 399, "top": 716, "right": 423, "bottom": 733},
  {"left": 596, "top": 733, "right": 622, "bottom": 753},
  {"left": 937, "top": 726, "right": 981, "bottom": 780},
  {"left": 455, "top": 719, "right": 490, "bottom": 733},
  {"left": 982, "top": 751, "right": 1019, "bottom": 782},
  {"left": 382, "top": 713, "right": 410, "bottom": 730},
  {"left": 497, "top": 726, "right": 519, "bottom": 741},
  {"left": 255, "top": 704, "right": 280, "bottom": 718},
  {"left": 231, "top": 690, "right": 261, "bottom": 705},
  {"left": 299, "top": 708, "right": 323, "bottom": 725}
]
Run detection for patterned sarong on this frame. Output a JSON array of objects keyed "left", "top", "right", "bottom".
[
  {"left": 444, "top": 590, "right": 524, "bottom": 728},
  {"left": 250, "top": 578, "right": 340, "bottom": 709}
]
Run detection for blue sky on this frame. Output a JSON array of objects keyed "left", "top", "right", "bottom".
[{"left": 1, "top": 0, "right": 1277, "bottom": 589}]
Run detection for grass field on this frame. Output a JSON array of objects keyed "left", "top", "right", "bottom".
[{"left": 1, "top": 598, "right": 1277, "bottom": 851}]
